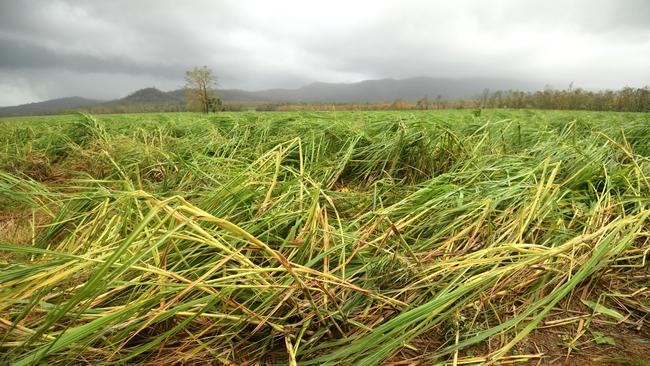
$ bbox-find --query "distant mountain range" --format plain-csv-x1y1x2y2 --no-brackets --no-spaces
0,97,103,117
0,77,539,116
240,77,537,102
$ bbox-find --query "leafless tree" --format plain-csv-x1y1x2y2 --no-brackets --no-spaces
184,66,221,113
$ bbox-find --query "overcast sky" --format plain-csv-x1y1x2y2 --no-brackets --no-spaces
0,0,649,106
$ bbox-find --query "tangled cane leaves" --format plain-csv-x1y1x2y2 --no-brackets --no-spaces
0,110,648,365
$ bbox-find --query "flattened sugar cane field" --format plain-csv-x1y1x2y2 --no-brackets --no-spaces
0,109,649,364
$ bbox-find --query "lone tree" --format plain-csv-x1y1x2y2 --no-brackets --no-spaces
184,66,222,113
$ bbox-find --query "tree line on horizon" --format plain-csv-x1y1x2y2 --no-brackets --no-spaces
257,86,650,112
473,86,650,112
178,66,650,113
74,85,650,114
8,67,648,116
64,64,650,114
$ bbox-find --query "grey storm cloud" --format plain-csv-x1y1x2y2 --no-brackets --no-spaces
0,37,184,77
1,0,649,105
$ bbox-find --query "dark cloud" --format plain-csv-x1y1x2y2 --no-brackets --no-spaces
0,37,183,77
0,0,649,105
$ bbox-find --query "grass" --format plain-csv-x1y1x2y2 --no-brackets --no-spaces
0,109,648,365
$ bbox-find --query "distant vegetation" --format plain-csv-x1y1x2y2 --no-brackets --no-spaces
474,86,650,112
1,110,648,364
1,78,648,117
